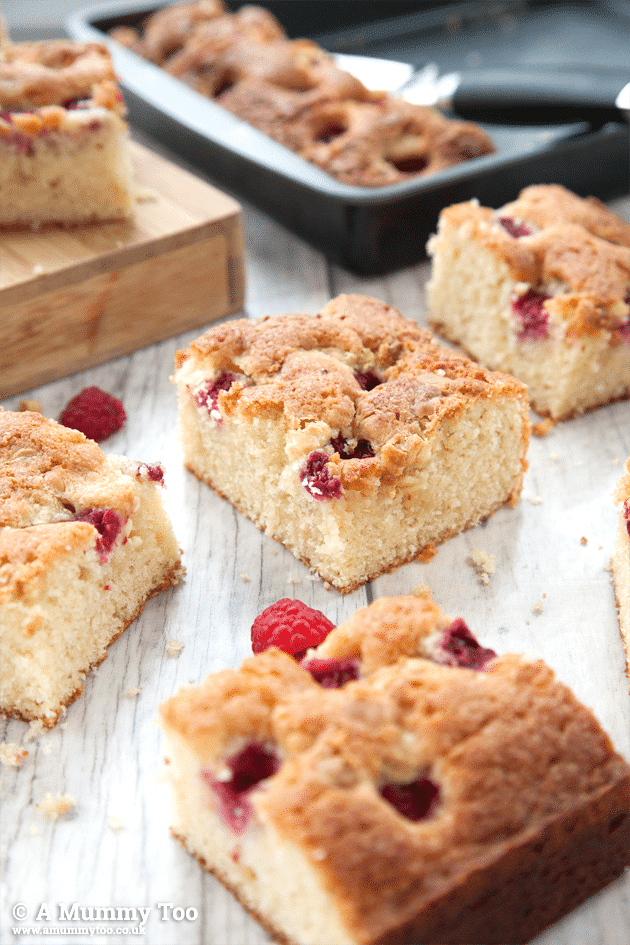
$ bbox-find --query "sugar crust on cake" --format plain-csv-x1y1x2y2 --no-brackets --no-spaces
159,595,630,945
0,39,133,225
426,184,630,420
173,293,529,593
0,409,182,726
108,0,495,188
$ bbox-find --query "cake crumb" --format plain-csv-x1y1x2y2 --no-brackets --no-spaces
526,495,543,505
412,582,433,600
241,573,250,582
532,418,554,437
36,792,76,820
125,687,142,698
468,549,495,584
418,543,437,563
549,452,560,462
18,399,41,413
323,582,331,591
580,536,588,546
0,742,28,768
108,815,125,832
134,186,157,203
166,640,184,657
532,600,544,616
270,549,278,555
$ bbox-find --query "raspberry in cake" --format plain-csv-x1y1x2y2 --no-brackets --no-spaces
159,594,630,945
612,457,630,681
426,184,630,420
0,39,133,225
0,409,182,726
173,293,529,594
108,0,495,188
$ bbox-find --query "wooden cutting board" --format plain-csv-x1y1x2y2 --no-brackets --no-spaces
0,141,245,399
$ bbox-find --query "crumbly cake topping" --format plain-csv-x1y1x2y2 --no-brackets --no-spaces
109,0,495,187
175,294,528,484
436,186,630,337
161,595,628,941
0,40,125,115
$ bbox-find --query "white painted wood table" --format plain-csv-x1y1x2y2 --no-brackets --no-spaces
1,142,629,945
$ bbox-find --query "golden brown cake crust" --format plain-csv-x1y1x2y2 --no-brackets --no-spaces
176,294,529,484
439,187,630,338
161,595,630,945
0,40,124,114
0,409,135,529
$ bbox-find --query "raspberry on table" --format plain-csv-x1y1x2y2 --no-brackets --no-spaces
251,599,335,660
58,386,126,442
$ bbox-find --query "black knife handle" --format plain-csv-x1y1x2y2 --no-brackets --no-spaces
452,69,628,125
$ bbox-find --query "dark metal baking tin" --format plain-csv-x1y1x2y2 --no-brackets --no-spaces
67,1,630,275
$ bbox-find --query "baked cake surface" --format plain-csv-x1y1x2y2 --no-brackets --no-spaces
426,184,630,420
173,293,530,593
613,457,630,682
159,594,630,945
0,39,133,225
109,0,495,188
0,409,181,726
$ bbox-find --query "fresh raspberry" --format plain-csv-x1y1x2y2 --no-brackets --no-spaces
59,387,126,442
251,599,335,660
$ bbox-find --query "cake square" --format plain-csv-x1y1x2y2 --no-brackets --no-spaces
173,293,529,594
612,457,630,681
0,409,182,726
426,184,630,420
159,594,630,945
0,39,133,225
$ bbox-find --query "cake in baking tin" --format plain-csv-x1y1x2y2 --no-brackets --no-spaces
426,184,630,420
0,39,133,225
110,0,495,188
159,594,630,945
172,293,529,593
0,410,181,726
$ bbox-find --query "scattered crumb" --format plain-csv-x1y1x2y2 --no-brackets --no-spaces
323,582,331,591
418,543,437,563
32,263,44,276
241,573,250,582
287,577,302,585
134,186,158,203
548,452,560,462
166,639,184,657
526,495,543,505
18,399,41,412
468,549,495,585
0,742,28,768
532,418,554,437
270,549,278,556
542,593,547,598
108,815,124,832
125,687,142,698
532,600,544,616
412,582,433,600
580,537,588,546
36,792,76,820
23,720,44,744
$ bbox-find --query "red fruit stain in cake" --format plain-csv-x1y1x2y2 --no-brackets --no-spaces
354,370,381,391
203,742,280,834
300,656,360,688
511,288,550,341
193,372,238,421
379,775,440,821
136,462,165,484
58,386,126,442
300,450,342,500
74,508,122,560
624,500,630,539
498,216,533,238
2,131,35,156
251,598,335,659
441,618,496,670
330,434,374,460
